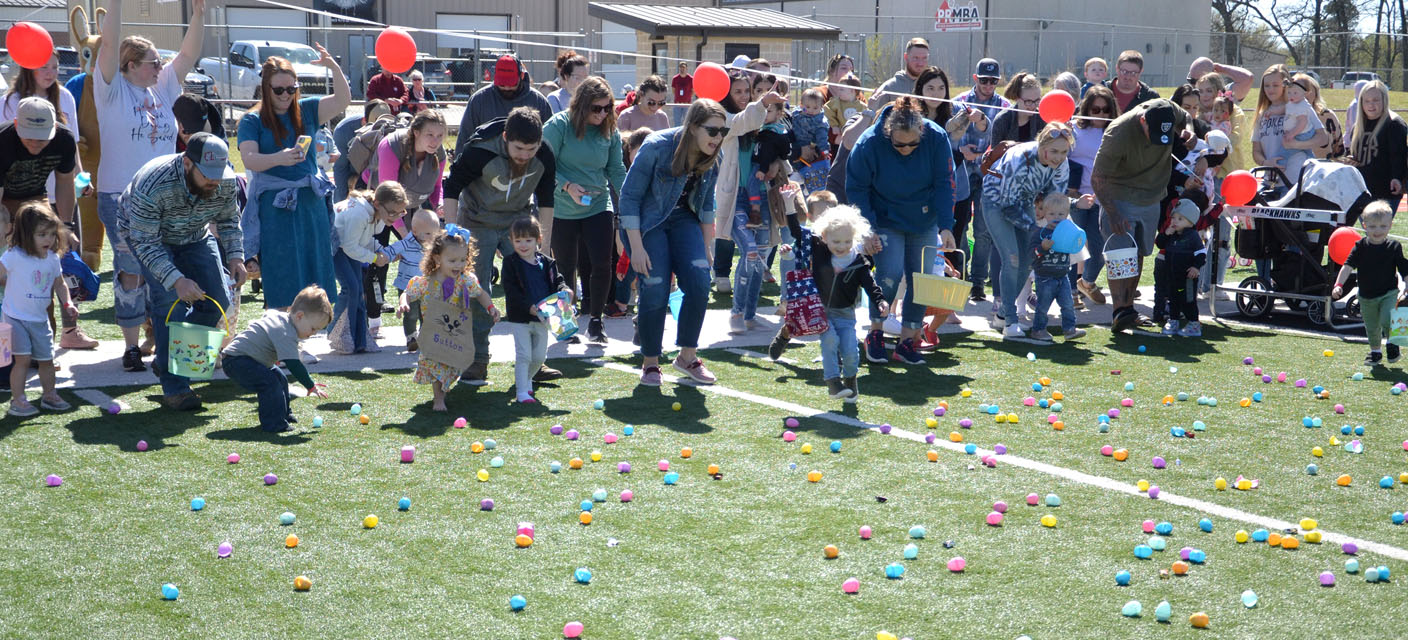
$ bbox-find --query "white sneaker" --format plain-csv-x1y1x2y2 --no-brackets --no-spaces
300,349,320,364
1003,324,1026,339
1179,321,1203,337
882,315,903,336
369,317,382,339
728,314,747,334
989,313,1005,330
714,276,732,294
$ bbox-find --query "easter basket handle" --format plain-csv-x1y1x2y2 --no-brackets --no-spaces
165,294,229,327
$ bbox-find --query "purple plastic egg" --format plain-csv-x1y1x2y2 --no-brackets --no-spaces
1295,378,1307,388
550,424,564,435
1152,456,1166,469
994,501,1009,513
1108,409,1121,418
1262,375,1272,383
44,474,62,487
879,423,892,434
1343,542,1359,555
1243,357,1254,365
1179,547,1193,560
925,433,937,444
565,429,580,441
993,444,1007,455
933,407,946,416
618,462,632,473
1148,486,1161,499
480,498,495,511
264,473,278,485
1320,571,1336,586
136,440,148,451
959,418,973,428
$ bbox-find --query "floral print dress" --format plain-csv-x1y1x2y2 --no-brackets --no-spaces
404,271,484,386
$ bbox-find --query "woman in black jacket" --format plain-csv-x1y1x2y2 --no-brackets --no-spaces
1346,80,1408,204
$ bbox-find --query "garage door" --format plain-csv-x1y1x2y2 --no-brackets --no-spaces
436,14,511,52
226,8,308,45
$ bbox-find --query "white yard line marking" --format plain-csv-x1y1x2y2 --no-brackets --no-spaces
73,388,126,412
594,360,1408,563
726,348,796,365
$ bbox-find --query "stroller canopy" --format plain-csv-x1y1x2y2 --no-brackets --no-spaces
1270,160,1370,212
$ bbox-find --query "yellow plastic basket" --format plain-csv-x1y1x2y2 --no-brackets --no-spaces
912,247,968,312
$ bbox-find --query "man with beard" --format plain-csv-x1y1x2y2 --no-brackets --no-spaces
457,54,553,155
121,132,245,410
876,38,930,97
442,106,556,386
952,58,1011,303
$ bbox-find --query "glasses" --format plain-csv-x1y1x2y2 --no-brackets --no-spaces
270,84,300,96
140,58,163,69
700,125,731,138
977,78,998,85
891,140,921,149
1088,105,1110,114
589,104,612,114
1117,67,1141,77
1021,99,1039,107
643,99,667,107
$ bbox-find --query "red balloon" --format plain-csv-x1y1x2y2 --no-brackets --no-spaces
1328,226,1363,264
1037,91,1075,123
1221,170,1258,207
6,22,54,70
693,62,730,102
375,27,417,75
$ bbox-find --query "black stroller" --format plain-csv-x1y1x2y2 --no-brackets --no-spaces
1210,160,1374,329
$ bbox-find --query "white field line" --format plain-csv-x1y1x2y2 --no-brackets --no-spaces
594,359,1408,563
72,388,126,412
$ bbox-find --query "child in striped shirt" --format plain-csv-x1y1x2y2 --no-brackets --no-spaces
386,208,442,352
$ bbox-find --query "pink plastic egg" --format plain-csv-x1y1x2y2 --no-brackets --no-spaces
227,453,240,464
782,431,797,442
994,501,1009,513
859,526,872,539
1334,404,1345,414
563,621,584,638
1142,520,1156,533
136,440,148,451
1253,367,1262,375
1023,397,1036,406
947,556,967,572
604,433,618,444
986,512,1004,526
1277,372,1288,382
1026,493,1040,506
657,460,669,472
620,490,633,502
842,577,860,593
1101,445,1114,456
1047,415,1058,424
1121,398,1134,407
454,417,467,428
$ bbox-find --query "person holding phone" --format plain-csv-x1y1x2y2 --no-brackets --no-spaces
237,48,351,311
542,76,627,343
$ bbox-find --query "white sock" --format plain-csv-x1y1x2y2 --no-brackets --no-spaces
516,391,535,402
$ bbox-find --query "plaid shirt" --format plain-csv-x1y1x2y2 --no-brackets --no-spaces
121,155,243,290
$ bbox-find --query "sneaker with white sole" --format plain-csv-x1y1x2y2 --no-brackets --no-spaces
826,377,853,399
1163,319,1180,336
989,313,1005,330
864,330,889,363
728,314,747,334
1064,327,1087,340
1003,324,1026,339
639,365,663,386
673,358,717,384
1178,321,1202,337
1029,329,1054,341
892,338,926,365
1389,343,1402,363
300,349,320,364
40,396,72,411
714,276,732,294
8,401,38,417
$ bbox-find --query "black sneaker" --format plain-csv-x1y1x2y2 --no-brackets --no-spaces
892,338,926,365
587,317,607,343
1111,309,1137,334
406,337,418,353
122,346,146,372
1389,344,1401,363
969,286,987,302
768,327,791,360
864,330,889,363
162,391,202,411
1367,351,1384,367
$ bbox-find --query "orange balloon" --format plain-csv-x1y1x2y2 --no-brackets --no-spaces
1328,226,1363,265
5,22,53,70
1220,170,1258,207
1038,91,1076,123
693,62,731,101
375,27,417,74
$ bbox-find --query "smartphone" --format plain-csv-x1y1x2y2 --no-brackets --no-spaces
296,135,313,155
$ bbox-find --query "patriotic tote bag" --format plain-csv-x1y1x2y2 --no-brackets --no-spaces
783,227,831,337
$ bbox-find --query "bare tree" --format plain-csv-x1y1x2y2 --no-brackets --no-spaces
1230,0,1305,64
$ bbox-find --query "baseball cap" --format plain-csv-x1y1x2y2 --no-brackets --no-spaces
493,55,522,89
15,96,55,141
1144,103,1178,145
184,132,235,181
1171,198,1200,226
730,54,752,69
975,58,1000,79
173,94,213,136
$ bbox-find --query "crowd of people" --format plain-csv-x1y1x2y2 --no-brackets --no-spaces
5,1,1407,424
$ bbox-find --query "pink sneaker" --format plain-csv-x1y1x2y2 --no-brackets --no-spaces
639,365,663,387
673,358,716,385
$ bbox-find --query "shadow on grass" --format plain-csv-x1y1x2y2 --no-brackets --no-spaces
600,382,714,435
62,389,239,451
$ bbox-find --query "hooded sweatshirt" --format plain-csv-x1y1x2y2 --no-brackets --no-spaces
876,69,918,99
845,104,956,233
455,80,553,155
443,118,557,230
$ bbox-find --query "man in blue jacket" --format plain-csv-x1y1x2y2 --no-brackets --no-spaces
846,100,956,366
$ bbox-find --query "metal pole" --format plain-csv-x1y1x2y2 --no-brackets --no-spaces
1035,22,1042,79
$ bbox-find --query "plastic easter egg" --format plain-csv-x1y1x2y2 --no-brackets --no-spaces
884,563,906,579
1027,352,1037,361
1045,494,1061,507
1113,449,1129,461
1152,456,1166,469
823,544,839,559
478,498,494,511
1234,530,1249,543
1393,512,1406,525
227,452,241,464
879,424,893,435
994,501,1009,513
550,461,563,473
489,456,505,468
573,567,593,584
398,497,411,511
1313,417,1323,427
578,511,593,525
1190,612,1210,628
1148,486,1161,499
901,543,919,559
1134,544,1153,559
190,497,205,511
616,462,632,474
1393,386,1402,396
1101,445,1114,456
1155,521,1173,536
1051,402,1064,412
1251,529,1269,542
1366,568,1380,582
806,470,823,483
1335,404,1345,414
1236,478,1252,490
285,534,299,548
994,444,1007,455
1040,514,1058,528
1214,477,1228,490
1381,476,1395,488
1024,396,1036,406
829,441,842,453
1277,372,1288,382
1296,378,1307,388
1199,518,1213,533
1138,345,1147,353
1099,424,1110,434
515,534,534,548
1319,571,1336,587
1353,372,1364,381
1115,570,1132,586
1312,447,1324,457
508,594,527,611
1172,560,1189,575
590,451,603,462
1142,520,1156,533
1189,549,1206,563
1346,558,1360,573
1121,600,1143,617
842,577,861,593
1313,385,1325,395
1267,533,1282,546
292,575,312,591
592,399,605,410
1336,474,1352,486
565,430,580,441
279,511,296,525
782,430,797,442
663,472,679,485
1379,565,1392,580
363,514,379,529
909,525,927,539
947,556,966,572
671,402,682,411
549,424,564,435
1306,531,1322,543
961,389,972,398
1253,392,1263,402
1025,493,1040,506
358,414,370,425
622,425,634,436
477,469,490,482
1240,398,1251,407
161,583,179,600
859,525,872,539
964,443,977,454
563,621,584,638
680,447,693,459
1281,536,1300,549
263,473,279,486
958,418,973,428
926,450,939,462
986,511,1004,526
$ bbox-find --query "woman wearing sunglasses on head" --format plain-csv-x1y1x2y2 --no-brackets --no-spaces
846,96,957,366
619,100,731,387
617,75,671,133
543,77,628,343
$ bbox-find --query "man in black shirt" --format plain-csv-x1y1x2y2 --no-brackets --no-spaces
0,97,78,223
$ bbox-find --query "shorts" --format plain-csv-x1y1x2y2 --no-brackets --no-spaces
1100,199,1160,258
4,314,53,361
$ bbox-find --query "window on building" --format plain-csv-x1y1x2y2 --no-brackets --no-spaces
652,43,669,76
724,43,760,64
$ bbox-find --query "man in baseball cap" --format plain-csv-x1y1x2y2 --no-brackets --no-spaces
457,53,552,155
183,131,236,182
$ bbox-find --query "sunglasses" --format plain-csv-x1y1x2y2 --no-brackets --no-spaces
701,125,731,138
1088,106,1110,114
891,140,921,149
270,84,300,96
589,104,612,114
977,78,999,85
643,99,666,107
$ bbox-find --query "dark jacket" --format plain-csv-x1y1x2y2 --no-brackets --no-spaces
990,109,1046,146
1104,80,1161,113
501,251,570,323
1154,227,1207,273
1351,115,1408,201
455,79,553,155
787,214,885,315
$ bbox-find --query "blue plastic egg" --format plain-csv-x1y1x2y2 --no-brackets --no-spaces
1189,549,1206,564
1138,345,1147,353
190,497,205,511
885,562,906,579
1134,544,1153,559
1177,392,1190,401
1155,522,1173,535
903,543,918,559
1378,565,1391,581
550,461,562,473
1393,386,1403,396
1032,383,1044,392
1115,570,1132,585
1125,382,1135,392
1098,415,1110,424
664,472,679,485
398,497,411,511
1252,392,1263,402
1354,426,1365,436
592,489,608,502
1051,402,1063,412
1392,511,1405,525
830,441,842,453
1039,399,1049,409
1171,427,1186,437
1045,494,1062,507
1306,464,1319,475
623,425,634,436
1341,425,1353,435
979,403,990,412
1381,476,1395,489
483,439,497,450
1252,529,1269,542
1313,385,1325,394
1193,420,1206,431
1148,537,1167,551
1345,558,1361,573
1366,568,1381,582
1199,518,1213,533
312,415,324,428
1098,423,1110,433
490,456,505,468
1313,417,1323,427
909,525,927,539
1352,372,1365,381
593,399,605,410
964,443,977,454
350,403,362,416
1207,397,1218,407
161,583,179,600
279,511,295,525
574,567,592,584
987,405,1000,415
509,594,526,611
1303,417,1315,427
580,500,594,512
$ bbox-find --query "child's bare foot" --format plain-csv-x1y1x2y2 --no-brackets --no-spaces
432,401,447,412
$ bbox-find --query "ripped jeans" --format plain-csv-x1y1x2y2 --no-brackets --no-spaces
97,192,148,330
981,196,1036,326
636,208,713,359
870,226,938,329
730,207,772,321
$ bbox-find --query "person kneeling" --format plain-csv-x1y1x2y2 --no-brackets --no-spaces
221,286,331,432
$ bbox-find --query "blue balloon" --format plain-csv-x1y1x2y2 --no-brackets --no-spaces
509,595,526,611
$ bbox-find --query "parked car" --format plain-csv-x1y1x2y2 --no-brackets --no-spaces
199,40,333,101
1338,71,1382,88
160,50,218,99
364,55,460,99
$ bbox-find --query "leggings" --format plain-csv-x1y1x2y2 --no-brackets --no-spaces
550,210,615,319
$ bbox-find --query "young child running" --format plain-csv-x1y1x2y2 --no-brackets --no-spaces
1,203,76,416
221,286,332,432
785,204,888,400
385,208,441,352
501,216,571,403
768,190,839,359
331,181,409,354
1029,193,1087,342
1155,199,1208,337
400,227,500,411
1333,202,1408,366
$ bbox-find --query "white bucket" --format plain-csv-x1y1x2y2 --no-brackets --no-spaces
1103,232,1141,280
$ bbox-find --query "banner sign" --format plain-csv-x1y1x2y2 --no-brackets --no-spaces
934,1,983,32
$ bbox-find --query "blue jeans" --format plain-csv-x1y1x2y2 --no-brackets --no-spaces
140,235,232,396
465,223,518,366
333,248,370,352
1032,275,1077,333
1068,202,1105,287
730,208,770,321
223,354,292,431
819,307,859,379
97,191,148,329
871,226,938,328
968,178,996,290
981,197,1036,325
637,208,712,358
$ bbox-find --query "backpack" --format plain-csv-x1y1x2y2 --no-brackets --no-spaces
346,114,408,176
783,227,830,337
979,140,1018,178
62,251,101,302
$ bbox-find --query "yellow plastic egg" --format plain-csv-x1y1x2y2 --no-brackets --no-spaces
1324,349,1335,357
515,534,533,548
1299,518,1318,531
801,443,813,455
476,469,490,482
1136,479,1150,492
569,457,584,469
995,414,1008,424
1234,530,1249,543
471,441,484,453
707,464,720,475
877,632,897,640
1040,514,1058,528
579,511,593,525
1311,446,1324,457
1399,472,1408,484
960,389,973,398
1236,479,1252,490
807,470,823,482
1214,477,1228,490
680,447,692,459
926,450,939,462
949,431,964,442
1006,413,1019,423
363,514,379,529
671,402,682,411
1305,531,1323,543
285,534,300,548
925,417,938,428
293,575,312,591
1330,436,1341,446
590,450,603,462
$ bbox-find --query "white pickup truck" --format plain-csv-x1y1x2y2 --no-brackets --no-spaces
198,40,333,101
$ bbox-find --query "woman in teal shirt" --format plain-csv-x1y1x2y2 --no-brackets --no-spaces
543,76,627,343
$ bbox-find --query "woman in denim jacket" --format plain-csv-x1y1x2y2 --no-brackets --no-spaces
620,100,730,387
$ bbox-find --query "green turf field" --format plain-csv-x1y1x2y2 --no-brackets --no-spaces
5,319,1408,638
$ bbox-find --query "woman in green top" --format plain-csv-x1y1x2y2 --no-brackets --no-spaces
543,76,627,343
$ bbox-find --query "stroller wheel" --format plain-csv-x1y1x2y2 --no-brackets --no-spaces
1235,276,1272,318
1306,299,1328,326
